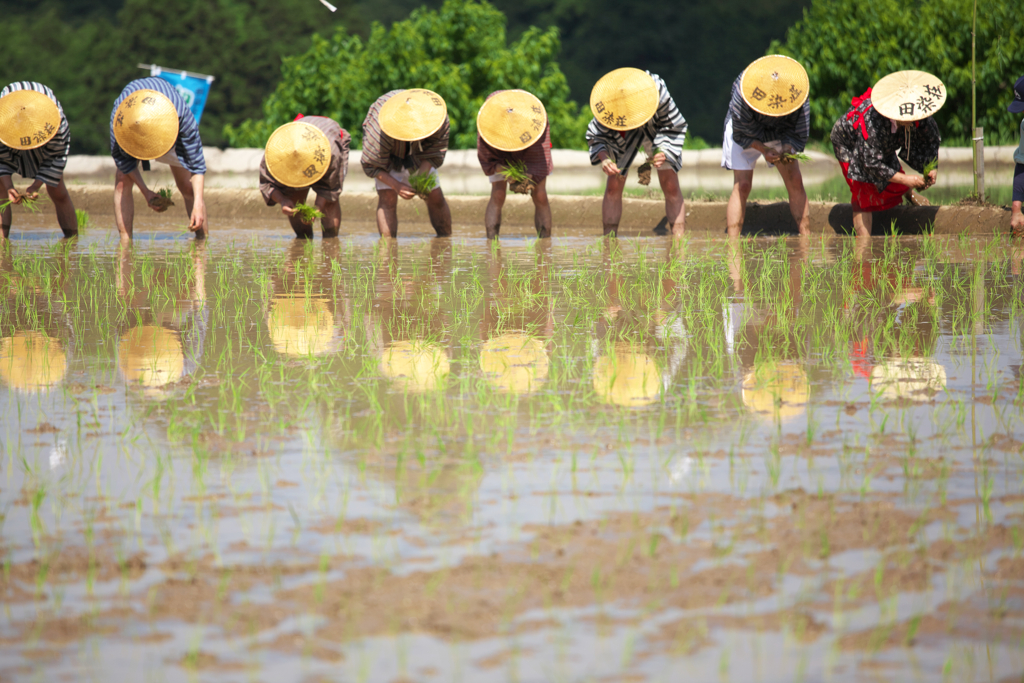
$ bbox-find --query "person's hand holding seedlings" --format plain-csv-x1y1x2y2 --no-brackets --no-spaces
650,149,667,169
600,151,620,177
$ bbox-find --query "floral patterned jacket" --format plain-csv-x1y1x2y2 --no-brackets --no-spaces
831,93,941,192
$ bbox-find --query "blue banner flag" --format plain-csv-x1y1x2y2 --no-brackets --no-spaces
141,65,215,125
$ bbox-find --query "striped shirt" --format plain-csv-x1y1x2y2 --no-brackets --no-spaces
586,72,688,174
361,90,449,178
0,82,70,187
725,72,810,151
260,115,350,204
109,78,206,175
477,91,553,178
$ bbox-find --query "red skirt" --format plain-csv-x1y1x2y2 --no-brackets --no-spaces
840,161,910,212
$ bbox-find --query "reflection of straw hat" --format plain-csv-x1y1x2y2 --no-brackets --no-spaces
741,55,809,116
380,341,450,392
589,68,659,131
871,71,947,122
112,89,179,161
593,345,661,407
379,89,447,141
0,331,66,391
0,90,60,150
742,363,808,421
477,90,548,152
264,122,331,188
479,333,549,394
267,296,336,356
118,326,184,388
870,358,946,401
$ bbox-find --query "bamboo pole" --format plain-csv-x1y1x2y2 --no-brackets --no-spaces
971,0,978,196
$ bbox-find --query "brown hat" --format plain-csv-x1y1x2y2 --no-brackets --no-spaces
477,90,548,152
265,122,331,187
0,89,61,150
871,71,947,122
379,89,448,141
112,89,179,161
589,68,659,131
741,55,809,116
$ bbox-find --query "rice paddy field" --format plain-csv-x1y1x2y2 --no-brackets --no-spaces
1,222,1023,682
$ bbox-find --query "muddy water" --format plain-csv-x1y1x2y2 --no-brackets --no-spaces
1,224,1023,682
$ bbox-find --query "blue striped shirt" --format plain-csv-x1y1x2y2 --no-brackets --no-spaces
109,78,206,175
0,82,70,187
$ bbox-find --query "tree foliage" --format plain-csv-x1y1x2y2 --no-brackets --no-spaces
771,0,1023,144
225,0,591,149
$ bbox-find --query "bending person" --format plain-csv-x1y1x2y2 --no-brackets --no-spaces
110,78,207,239
361,89,451,238
586,68,688,237
831,70,944,237
259,115,350,239
1009,75,1023,238
0,82,77,238
476,90,553,239
722,56,811,237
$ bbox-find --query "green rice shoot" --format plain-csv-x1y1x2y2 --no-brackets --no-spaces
780,152,811,163
293,203,324,225
923,158,938,175
499,160,529,184
0,194,43,213
409,170,438,197
76,209,89,229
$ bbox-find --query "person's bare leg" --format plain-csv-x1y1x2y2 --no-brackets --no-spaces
532,177,552,238
659,168,686,236
778,162,810,235
603,174,626,236
1,203,10,239
321,199,341,238
287,189,313,239
726,170,754,237
113,170,136,240
376,189,399,238
852,209,872,238
425,186,452,237
485,180,506,239
46,179,78,237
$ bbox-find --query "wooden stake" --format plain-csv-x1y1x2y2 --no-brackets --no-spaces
974,126,985,203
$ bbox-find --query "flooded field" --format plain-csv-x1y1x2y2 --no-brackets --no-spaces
1,225,1023,682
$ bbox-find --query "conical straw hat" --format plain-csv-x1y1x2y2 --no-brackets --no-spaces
0,90,61,151
479,333,549,394
112,89,179,161
265,122,331,187
267,296,336,356
741,55,809,116
741,362,808,421
589,68,659,131
118,325,184,388
0,331,67,391
379,89,448,141
870,358,946,401
871,71,947,122
592,345,661,407
477,90,548,152
380,340,450,392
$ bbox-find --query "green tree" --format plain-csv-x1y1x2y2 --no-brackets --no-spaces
771,0,1023,145
224,0,592,149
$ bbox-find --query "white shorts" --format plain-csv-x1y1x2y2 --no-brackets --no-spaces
721,118,780,171
488,173,505,184
153,149,183,168
375,167,439,191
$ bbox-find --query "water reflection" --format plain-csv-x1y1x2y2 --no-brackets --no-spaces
266,241,347,357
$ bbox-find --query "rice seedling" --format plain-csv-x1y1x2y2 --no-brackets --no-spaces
292,203,324,226
778,152,811,164
408,170,438,199
636,146,662,186
75,209,89,230
149,187,174,211
499,160,535,195
0,193,44,213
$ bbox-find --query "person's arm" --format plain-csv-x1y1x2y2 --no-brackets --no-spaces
1,174,18,204
587,119,621,176
902,117,941,190
376,170,415,199
650,76,687,170
188,174,206,233
1011,163,1024,235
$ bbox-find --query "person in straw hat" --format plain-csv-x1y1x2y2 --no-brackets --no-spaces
0,82,78,239
586,68,689,236
109,77,208,240
476,90,554,239
259,114,350,239
831,70,944,237
722,56,811,237
361,89,451,238
1008,75,1024,238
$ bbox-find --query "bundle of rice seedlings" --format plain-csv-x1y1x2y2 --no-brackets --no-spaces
149,187,175,211
778,152,811,165
637,146,662,186
499,160,535,195
408,170,438,200
293,203,324,226
922,158,938,188
0,193,44,213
